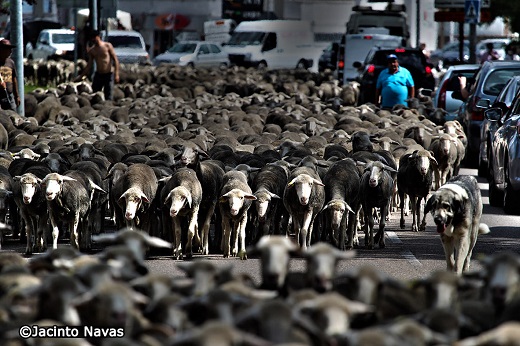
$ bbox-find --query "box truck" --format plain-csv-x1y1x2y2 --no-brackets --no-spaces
225,20,326,71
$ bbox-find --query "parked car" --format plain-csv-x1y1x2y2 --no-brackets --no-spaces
456,60,520,166
101,30,150,65
433,64,480,120
357,47,435,105
476,38,510,61
429,40,469,71
318,41,338,72
25,29,75,60
153,40,229,67
485,90,520,214
479,75,520,178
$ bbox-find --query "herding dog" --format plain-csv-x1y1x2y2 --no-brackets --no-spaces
424,175,490,275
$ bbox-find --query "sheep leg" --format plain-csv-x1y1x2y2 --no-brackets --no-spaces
410,196,418,232
48,210,60,249
292,217,301,247
418,197,427,232
237,215,248,260
300,210,313,249
71,213,80,249
222,217,232,258
434,169,441,190
365,207,375,249
80,217,91,251
21,209,33,255
375,202,389,249
399,192,406,229
172,217,182,260
185,208,200,259
200,205,215,255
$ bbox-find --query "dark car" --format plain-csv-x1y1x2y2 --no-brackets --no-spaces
429,40,469,71
318,42,339,72
357,47,435,105
479,75,520,177
485,90,520,214
456,60,520,166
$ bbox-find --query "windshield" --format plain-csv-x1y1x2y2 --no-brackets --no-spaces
228,31,266,46
168,43,197,53
483,68,520,96
107,36,144,49
53,33,75,44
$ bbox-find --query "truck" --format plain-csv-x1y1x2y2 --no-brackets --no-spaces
203,19,236,44
225,20,326,71
25,29,76,61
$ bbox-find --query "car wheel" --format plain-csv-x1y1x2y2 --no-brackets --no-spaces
219,63,227,69
187,62,195,68
257,61,267,69
503,165,520,215
488,163,504,207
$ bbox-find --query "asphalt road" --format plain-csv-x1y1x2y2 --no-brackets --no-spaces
2,168,518,285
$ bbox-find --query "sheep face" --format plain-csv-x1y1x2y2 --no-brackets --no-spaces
287,174,324,206
324,200,347,230
366,163,385,188
20,177,38,204
220,189,256,216
166,186,192,217
439,136,452,155
254,189,280,220
485,254,520,309
120,187,149,220
41,174,75,201
416,153,432,176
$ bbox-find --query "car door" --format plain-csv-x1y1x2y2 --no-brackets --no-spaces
196,44,212,67
34,31,51,59
208,43,227,66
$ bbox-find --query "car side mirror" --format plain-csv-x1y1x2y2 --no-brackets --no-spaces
419,88,432,97
353,61,362,69
485,108,502,122
476,98,491,109
40,39,49,45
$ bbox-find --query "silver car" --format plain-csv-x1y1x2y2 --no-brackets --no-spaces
153,41,229,68
433,64,480,120
102,30,150,65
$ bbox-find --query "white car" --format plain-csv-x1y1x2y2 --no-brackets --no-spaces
25,29,75,60
101,30,150,65
153,41,229,68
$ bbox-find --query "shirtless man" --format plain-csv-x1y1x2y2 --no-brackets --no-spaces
75,30,120,100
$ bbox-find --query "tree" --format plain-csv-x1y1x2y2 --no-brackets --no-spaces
1,1,38,15
488,0,520,33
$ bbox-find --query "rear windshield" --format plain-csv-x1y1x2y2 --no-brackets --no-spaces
483,68,520,96
107,36,144,49
373,51,425,69
53,33,74,44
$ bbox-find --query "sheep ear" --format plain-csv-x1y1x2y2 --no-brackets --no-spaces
89,181,107,194
13,175,21,182
287,178,297,188
61,176,77,182
141,194,150,204
313,178,324,187
244,193,257,201
267,191,281,199
383,164,397,173
165,190,174,203
344,201,354,214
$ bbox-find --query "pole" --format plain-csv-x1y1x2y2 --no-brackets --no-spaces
416,0,420,48
458,21,464,64
11,0,24,116
469,22,477,64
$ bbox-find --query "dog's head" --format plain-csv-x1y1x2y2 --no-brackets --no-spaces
424,183,467,234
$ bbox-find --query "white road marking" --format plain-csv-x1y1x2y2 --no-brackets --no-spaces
387,231,422,267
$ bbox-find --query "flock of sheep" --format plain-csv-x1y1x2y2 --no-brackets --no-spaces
0,63,517,345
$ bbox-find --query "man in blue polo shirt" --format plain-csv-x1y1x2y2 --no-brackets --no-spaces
375,54,415,109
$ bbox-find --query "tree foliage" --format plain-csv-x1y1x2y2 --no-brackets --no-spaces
1,1,38,15
488,0,520,34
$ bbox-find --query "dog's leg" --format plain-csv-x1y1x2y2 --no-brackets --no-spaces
454,234,471,275
441,234,455,272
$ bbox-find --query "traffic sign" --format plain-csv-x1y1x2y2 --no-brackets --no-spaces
465,0,481,24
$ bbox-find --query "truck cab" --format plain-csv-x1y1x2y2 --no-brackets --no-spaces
25,29,75,61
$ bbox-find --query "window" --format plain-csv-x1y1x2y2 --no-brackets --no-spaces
262,32,276,52
199,44,210,55
483,68,520,96
107,36,144,49
53,34,75,44
209,44,222,54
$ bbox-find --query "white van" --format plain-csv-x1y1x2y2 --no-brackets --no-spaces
25,29,75,60
101,30,150,65
225,20,325,71
337,33,402,85
204,19,236,44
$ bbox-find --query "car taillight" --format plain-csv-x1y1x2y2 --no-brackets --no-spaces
363,35,372,40
338,60,345,69
395,48,406,52
437,79,448,109
425,66,432,75
367,64,375,74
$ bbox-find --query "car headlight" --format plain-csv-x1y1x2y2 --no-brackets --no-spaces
55,50,66,55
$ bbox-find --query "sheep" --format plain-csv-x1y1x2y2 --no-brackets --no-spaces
283,166,325,249
398,149,437,232
161,168,202,259
41,171,104,251
429,133,458,189
12,173,49,255
322,158,359,250
219,170,257,260
359,161,396,249
251,163,288,242
112,163,158,234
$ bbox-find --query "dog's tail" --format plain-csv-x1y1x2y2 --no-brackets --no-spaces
479,223,491,235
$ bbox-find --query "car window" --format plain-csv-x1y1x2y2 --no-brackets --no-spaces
209,44,221,54
168,43,197,53
53,33,75,44
199,44,210,54
483,68,520,96
107,36,144,49
372,51,424,69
